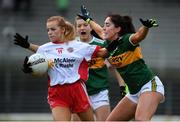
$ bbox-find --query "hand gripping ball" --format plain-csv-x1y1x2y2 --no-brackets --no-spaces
28,53,48,76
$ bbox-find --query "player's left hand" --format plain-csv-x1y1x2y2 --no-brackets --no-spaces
119,86,126,97
139,18,158,28
22,56,32,73
77,5,92,23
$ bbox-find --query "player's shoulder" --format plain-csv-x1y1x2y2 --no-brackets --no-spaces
122,33,133,41
71,39,90,46
39,42,52,48
37,42,52,53
40,42,52,46
91,37,105,44
89,36,106,47
70,40,97,51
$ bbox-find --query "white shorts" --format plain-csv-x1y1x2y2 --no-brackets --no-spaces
89,89,110,110
126,76,165,104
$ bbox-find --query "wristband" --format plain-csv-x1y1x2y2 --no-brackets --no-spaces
86,18,91,23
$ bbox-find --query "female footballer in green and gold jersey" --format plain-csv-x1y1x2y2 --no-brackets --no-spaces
78,5,165,121
72,16,126,121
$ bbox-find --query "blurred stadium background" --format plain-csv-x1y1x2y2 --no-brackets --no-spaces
0,0,180,121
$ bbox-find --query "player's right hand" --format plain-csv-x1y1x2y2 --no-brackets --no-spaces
14,33,30,48
48,59,54,69
77,5,92,23
22,56,32,73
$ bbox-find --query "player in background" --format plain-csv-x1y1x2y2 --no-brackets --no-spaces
71,16,127,121
78,5,165,121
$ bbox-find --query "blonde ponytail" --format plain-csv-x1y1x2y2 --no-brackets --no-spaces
64,21,75,41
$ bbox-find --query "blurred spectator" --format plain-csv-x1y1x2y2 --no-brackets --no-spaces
56,0,69,17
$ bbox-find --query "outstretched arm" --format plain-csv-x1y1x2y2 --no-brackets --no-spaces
14,33,39,52
130,18,158,45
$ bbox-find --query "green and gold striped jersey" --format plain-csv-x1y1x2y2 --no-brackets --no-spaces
107,34,154,94
78,37,109,95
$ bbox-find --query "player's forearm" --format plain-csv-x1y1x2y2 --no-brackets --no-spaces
137,26,149,40
131,26,149,44
28,43,39,53
109,66,126,86
89,20,104,39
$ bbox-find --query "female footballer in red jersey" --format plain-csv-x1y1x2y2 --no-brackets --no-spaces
14,16,127,121
13,16,118,121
